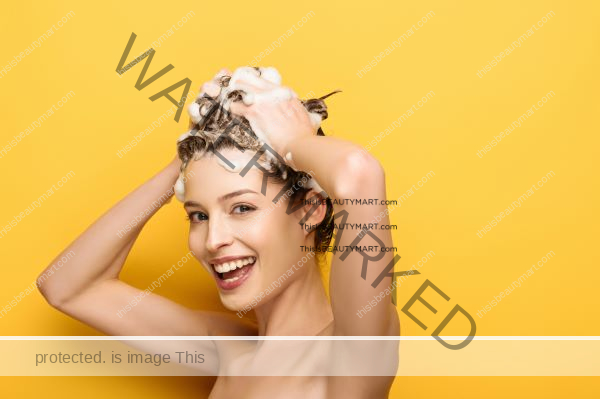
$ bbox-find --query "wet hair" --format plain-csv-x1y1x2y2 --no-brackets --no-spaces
176,77,340,263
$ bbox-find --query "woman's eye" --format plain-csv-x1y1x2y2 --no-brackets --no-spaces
232,204,255,214
187,212,208,223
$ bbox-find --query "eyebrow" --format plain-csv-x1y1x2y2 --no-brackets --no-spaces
183,189,258,208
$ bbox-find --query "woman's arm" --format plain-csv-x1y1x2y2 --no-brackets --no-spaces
39,157,179,305
38,157,224,336
284,135,399,337
228,77,399,337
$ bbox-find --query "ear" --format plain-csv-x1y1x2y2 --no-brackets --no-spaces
298,189,328,236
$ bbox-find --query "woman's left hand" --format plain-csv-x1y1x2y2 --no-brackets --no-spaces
226,71,317,155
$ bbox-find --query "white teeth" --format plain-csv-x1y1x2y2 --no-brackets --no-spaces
212,257,255,274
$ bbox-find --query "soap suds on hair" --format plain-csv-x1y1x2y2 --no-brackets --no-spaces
174,66,341,202
216,156,243,173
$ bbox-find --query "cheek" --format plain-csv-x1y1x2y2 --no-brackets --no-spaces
250,208,304,261
188,230,206,262
255,207,300,239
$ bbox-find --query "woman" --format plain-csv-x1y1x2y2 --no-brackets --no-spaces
38,66,400,398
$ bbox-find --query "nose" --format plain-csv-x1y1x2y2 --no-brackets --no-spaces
205,216,234,253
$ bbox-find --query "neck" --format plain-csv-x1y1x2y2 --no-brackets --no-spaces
253,258,333,336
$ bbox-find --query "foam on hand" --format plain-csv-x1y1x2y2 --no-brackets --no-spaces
174,66,330,202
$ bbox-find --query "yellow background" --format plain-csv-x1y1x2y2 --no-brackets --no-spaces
1,0,598,397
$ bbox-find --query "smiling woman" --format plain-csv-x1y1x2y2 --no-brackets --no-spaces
37,66,400,398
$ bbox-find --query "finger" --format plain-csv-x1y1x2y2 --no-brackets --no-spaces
258,67,282,85
230,67,275,91
213,68,231,79
227,80,265,106
228,80,265,95
232,83,297,105
228,98,253,117
242,91,255,106
200,81,221,97
254,87,297,106
195,69,231,99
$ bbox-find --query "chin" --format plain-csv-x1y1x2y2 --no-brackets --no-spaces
219,293,252,312
217,275,278,314
218,283,266,313
213,262,264,312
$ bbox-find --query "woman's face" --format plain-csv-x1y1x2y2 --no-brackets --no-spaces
183,147,313,311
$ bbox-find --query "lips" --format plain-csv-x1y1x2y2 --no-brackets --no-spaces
209,256,256,290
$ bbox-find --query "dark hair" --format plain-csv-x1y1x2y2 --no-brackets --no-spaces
176,81,340,263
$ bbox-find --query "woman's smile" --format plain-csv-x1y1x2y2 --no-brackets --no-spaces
209,255,257,290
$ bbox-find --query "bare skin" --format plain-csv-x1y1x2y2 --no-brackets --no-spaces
38,68,400,398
